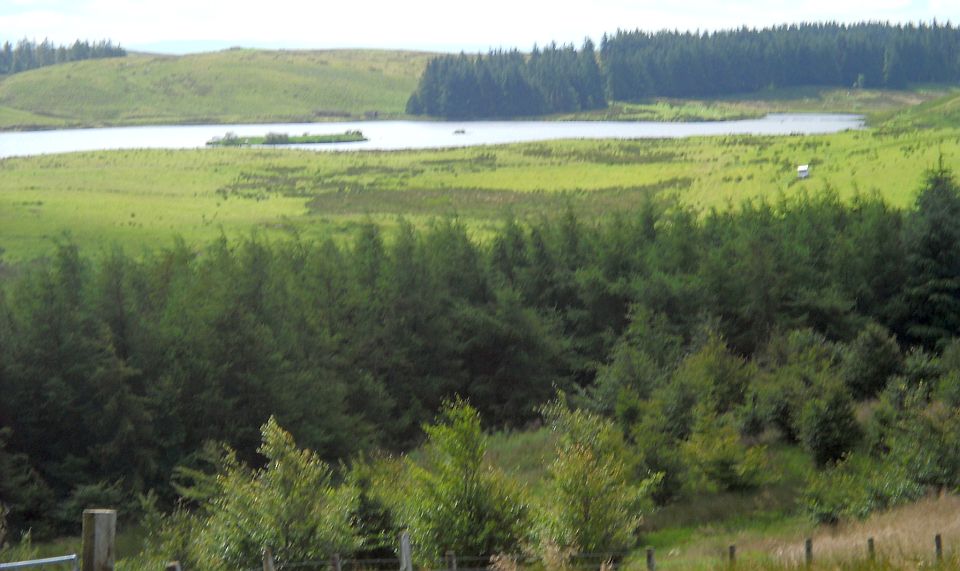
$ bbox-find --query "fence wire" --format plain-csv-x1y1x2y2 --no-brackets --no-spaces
259,551,635,571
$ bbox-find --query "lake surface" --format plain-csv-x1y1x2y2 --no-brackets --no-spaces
0,114,864,159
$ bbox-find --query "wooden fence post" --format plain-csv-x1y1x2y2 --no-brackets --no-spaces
646,547,655,571
399,531,413,571
867,537,875,561
728,544,736,566
445,550,458,571
935,533,943,562
81,509,116,571
263,547,277,571
804,538,813,566
332,553,342,571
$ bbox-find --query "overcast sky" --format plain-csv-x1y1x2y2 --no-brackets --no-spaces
0,0,955,54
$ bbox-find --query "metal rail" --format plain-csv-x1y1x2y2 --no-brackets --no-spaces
0,554,79,570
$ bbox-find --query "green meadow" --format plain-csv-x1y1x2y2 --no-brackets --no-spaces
2,111,958,262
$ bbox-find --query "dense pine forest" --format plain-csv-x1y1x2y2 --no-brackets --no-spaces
3,164,960,559
0,38,125,76
405,42,606,118
408,22,960,117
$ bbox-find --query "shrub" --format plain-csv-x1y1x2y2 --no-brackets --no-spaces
55,480,126,533
540,401,658,554
749,366,809,441
840,322,902,399
749,328,839,441
395,401,530,560
802,453,923,524
670,333,754,415
681,411,770,493
143,417,362,570
885,401,960,488
797,375,860,467
212,418,360,568
263,132,291,144
936,370,960,408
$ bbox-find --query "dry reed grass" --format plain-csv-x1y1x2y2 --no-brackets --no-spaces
674,494,960,570
631,495,960,570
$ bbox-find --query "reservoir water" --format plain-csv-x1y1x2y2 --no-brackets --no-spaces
0,114,864,159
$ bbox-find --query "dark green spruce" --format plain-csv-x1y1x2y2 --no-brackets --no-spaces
2,167,960,539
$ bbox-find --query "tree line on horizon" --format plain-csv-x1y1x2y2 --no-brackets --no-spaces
408,22,960,118
0,38,125,76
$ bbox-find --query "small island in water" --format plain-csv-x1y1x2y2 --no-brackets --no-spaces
207,130,366,147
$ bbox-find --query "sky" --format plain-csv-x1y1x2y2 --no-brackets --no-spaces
0,0,955,54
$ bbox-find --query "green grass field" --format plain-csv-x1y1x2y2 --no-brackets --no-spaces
1,58,957,264
0,49,433,130
2,114,958,262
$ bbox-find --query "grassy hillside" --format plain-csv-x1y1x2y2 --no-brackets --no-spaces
0,49,433,130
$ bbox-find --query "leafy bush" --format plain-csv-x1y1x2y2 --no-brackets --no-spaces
539,401,658,554
263,132,291,144
840,322,902,399
885,402,960,489
629,422,686,505
797,375,860,467
670,333,754,416
55,480,126,533
393,401,530,560
136,418,361,570
203,417,361,568
0,428,53,539
749,329,839,441
681,411,770,493
120,493,201,570
936,370,960,408
347,457,401,558
749,367,810,441
803,453,923,524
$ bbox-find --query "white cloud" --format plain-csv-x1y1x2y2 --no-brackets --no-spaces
0,0,952,52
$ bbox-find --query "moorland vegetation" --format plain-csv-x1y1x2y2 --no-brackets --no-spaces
4,21,960,569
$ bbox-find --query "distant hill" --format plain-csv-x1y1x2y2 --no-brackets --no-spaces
0,48,434,130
